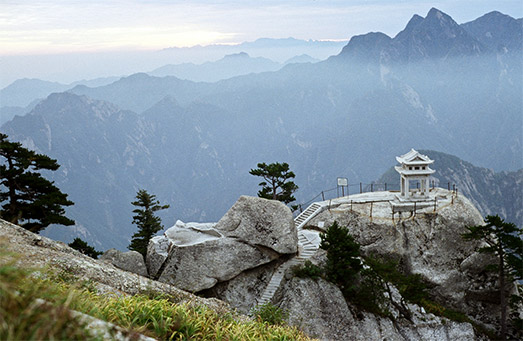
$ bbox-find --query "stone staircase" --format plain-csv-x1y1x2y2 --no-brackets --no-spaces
257,258,302,305
256,202,325,306
294,203,322,230
297,231,318,258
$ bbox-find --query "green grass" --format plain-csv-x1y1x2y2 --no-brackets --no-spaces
251,302,289,326
0,246,312,340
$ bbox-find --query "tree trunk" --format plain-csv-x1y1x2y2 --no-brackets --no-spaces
499,246,506,340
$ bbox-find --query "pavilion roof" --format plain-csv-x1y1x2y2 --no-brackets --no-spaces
396,149,434,165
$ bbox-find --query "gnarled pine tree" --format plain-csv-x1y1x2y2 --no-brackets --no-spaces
0,133,74,233
249,162,298,204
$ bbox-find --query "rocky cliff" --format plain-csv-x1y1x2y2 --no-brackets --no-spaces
144,192,512,340
1,191,516,340
300,189,511,339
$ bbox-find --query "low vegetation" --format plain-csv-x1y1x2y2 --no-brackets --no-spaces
0,246,311,340
250,302,289,326
292,260,322,280
292,221,513,339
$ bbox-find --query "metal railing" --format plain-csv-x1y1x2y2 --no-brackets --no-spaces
294,181,458,213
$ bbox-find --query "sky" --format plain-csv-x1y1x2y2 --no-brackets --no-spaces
1,0,522,56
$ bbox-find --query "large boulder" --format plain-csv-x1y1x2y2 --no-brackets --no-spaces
214,195,297,254
157,238,277,292
146,235,171,279
99,248,148,277
147,196,298,293
146,220,221,278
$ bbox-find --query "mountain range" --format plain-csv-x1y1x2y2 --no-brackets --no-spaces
1,8,521,251
148,52,319,81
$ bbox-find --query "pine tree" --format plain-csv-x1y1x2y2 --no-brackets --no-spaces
68,237,102,259
0,133,74,233
320,221,363,295
249,162,298,204
128,189,169,258
462,215,522,340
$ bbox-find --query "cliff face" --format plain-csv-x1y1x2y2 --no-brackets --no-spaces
303,190,503,337
278,276,478,341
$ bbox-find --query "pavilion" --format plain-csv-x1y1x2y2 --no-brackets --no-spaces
395,149,435,199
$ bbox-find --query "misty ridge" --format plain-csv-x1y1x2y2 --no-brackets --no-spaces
0,8,522,251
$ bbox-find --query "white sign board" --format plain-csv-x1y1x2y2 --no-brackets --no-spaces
337,177,348,186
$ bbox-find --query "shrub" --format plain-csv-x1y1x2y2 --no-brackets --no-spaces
251,302,289,325
293,260,322,279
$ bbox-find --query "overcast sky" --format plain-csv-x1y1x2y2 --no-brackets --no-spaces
1,0,522,56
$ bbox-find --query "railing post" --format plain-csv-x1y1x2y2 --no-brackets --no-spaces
448,182,450,191
385,183,387,191
360,182,362,193
371,183,373,192
321,191,325,201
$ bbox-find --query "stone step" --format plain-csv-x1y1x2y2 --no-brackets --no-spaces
294,203,324,230
257,259,304,306
300,248,315,254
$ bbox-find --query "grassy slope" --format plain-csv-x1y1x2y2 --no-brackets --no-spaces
0,244,311,340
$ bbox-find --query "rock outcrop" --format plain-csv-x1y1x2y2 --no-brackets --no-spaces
303,191,502,332
214,195,297,254
147,196,297,292
279,276,478,341
157,238,278,292
99,248,148,277
146,220,221,278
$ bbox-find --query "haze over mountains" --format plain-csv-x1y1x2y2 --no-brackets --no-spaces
0,38,346,90
1,8,521,250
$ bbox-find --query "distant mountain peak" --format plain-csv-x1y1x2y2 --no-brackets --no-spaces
335,7,495,63
224,52,250,59
426,7,445,20
403,14,424,32
337,32,392,61
461,10,522,52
